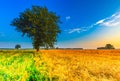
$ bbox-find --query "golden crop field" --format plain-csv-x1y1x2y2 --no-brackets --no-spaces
40,50,120,81
0,50,120,81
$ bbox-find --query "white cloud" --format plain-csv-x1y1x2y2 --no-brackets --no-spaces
95,19,105,25
100,11,120,27
66,16,71,21
68,25,95,34
68,10,120,34
102,21,120,27
68,28,81,33
94,11,120,27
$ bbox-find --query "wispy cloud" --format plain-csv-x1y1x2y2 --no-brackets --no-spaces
95,11,120,27
68,10,120,34
68,28,81,34
66,16,71,21
95,19,106,25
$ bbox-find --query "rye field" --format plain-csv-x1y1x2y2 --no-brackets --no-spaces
0,50,120,81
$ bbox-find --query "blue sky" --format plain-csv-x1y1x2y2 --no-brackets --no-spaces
0,0,120,48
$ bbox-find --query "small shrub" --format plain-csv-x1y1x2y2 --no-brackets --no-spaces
15,44,21,49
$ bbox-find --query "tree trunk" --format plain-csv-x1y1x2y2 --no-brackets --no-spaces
36,48,39,52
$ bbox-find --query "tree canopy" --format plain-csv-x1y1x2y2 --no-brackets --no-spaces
15,44,21,49
97,44,115,49
105,44,115,49
11,6,61,51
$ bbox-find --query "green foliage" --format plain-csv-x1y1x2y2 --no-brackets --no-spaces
97,47,106,49
11,6,61,51
15,44,21,49
97,44,115,49
0,50,51,81
26,60,50,81
105,44,115,49
0,70,13,81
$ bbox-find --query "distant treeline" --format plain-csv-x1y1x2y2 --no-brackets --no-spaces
0,44,115,50
56,48,83,50
97,44,115,49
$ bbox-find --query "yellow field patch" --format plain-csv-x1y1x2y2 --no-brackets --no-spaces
40,50,120,81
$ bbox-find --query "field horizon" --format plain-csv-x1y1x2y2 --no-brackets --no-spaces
0,49,120,81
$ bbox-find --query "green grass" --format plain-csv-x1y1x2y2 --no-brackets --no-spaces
0,50,50,81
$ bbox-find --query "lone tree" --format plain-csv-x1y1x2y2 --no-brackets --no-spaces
11,6,61,51
105,44,115,49
15,44,21,49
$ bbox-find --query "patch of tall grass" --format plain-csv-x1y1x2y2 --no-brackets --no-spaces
0,50,50,81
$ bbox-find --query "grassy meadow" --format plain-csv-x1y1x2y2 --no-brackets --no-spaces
0,50,50,81
0,50,120,81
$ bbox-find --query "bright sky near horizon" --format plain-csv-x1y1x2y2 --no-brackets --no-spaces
0,0,120,49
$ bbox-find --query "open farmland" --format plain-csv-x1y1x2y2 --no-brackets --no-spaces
0,50,120,81
0,50,50,81
40,50,120,81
